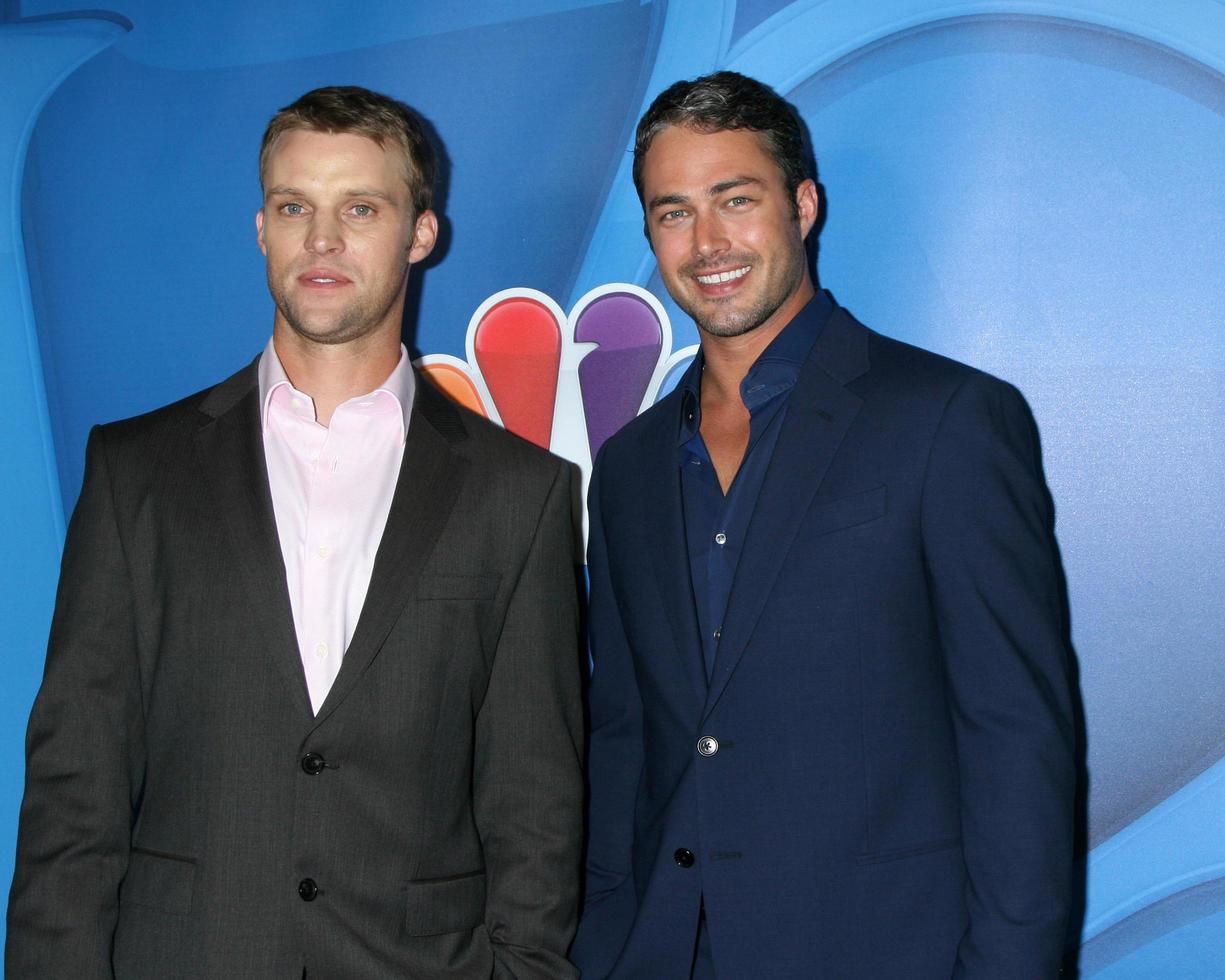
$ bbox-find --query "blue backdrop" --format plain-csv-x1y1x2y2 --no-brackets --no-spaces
2,2,1223,974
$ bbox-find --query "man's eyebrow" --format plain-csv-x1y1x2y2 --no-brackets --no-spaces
708,176,762,196
263,186,398,203
342,187,397,203
647,176,765,212
647,192,689,212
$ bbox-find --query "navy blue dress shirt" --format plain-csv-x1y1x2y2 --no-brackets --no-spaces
678,290,834,681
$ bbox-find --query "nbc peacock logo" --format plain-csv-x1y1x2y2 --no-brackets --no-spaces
416,283,698,505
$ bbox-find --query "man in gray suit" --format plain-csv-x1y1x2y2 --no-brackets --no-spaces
7,86,583,979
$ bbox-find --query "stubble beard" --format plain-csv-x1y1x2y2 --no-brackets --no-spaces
268,270,406,347
676,239,808,340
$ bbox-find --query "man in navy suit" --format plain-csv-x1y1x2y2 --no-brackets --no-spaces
571,71,1074,978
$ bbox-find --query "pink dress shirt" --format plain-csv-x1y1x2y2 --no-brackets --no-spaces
258,340,413,714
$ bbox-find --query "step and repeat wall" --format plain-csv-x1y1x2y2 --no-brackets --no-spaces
2,2,1222,974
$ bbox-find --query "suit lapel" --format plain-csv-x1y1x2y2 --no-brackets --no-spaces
311,377,469,726
637,410,709,705
196,362,314,720
702,308,870,720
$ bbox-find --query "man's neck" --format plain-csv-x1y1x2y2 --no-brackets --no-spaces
699,279,815,404
272,325,402,427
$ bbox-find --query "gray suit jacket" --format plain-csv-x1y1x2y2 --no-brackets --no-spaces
6,361,584,979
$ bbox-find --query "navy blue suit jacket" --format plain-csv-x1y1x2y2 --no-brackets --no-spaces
572,306,1074,979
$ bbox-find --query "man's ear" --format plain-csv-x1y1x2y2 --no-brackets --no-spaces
408,209,438,265
255,209,267,256
795,179,819,239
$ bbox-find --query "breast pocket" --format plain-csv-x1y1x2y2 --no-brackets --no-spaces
808,484,887,537
403,868,486,936
119,847,196,915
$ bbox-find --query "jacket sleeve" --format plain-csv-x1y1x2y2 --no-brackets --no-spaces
568,454,644,978
6,426,145,979
920,374,1076,978
473,460,585,980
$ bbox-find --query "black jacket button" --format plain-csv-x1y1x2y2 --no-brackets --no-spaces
674,848,695,868
298,878,318,901
301,753,326,775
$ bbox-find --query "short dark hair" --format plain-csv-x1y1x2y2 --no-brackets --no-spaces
632,71,811,213
259,85,436,216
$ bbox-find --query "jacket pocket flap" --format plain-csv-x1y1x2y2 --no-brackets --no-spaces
855,836,961,865
810,485,886,537
120,848,195,914
404,869,486,936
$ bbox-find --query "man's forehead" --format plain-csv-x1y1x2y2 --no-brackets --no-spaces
265,127,388,164
262,128,409,195
643,125,778,191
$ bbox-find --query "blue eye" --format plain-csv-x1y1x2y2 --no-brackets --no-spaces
281,202,304,216
351,204,374,217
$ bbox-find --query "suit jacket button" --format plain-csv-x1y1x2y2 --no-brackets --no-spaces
696,736,719,757
298,878,318,901
301,753,326,775
674,848,695,868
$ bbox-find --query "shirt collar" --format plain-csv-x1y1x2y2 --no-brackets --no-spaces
257,338,415,443
676,289,834,445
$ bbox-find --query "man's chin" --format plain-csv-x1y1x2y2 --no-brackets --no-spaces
281,315,366,347
673,290,757,339
693,307,766,339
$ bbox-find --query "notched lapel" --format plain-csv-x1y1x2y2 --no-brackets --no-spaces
638,433,709,705
312,380,470,726
195,365,313,720
703,309,869,719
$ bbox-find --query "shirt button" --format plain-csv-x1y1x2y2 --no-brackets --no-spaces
714,532,727,545
298,878,318,901
301,752,326,775
713,627,722,640
674,848,695,868
697,736,719,757
316,546,331,559
314,643,329,659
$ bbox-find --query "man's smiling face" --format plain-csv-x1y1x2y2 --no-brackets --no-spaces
256,128,436,350
641,124,817,341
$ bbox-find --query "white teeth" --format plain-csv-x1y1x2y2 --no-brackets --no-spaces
311,278,337,283
696,266,750,285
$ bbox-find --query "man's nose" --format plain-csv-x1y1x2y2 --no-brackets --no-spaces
692,211,730,258
306,213,344,254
